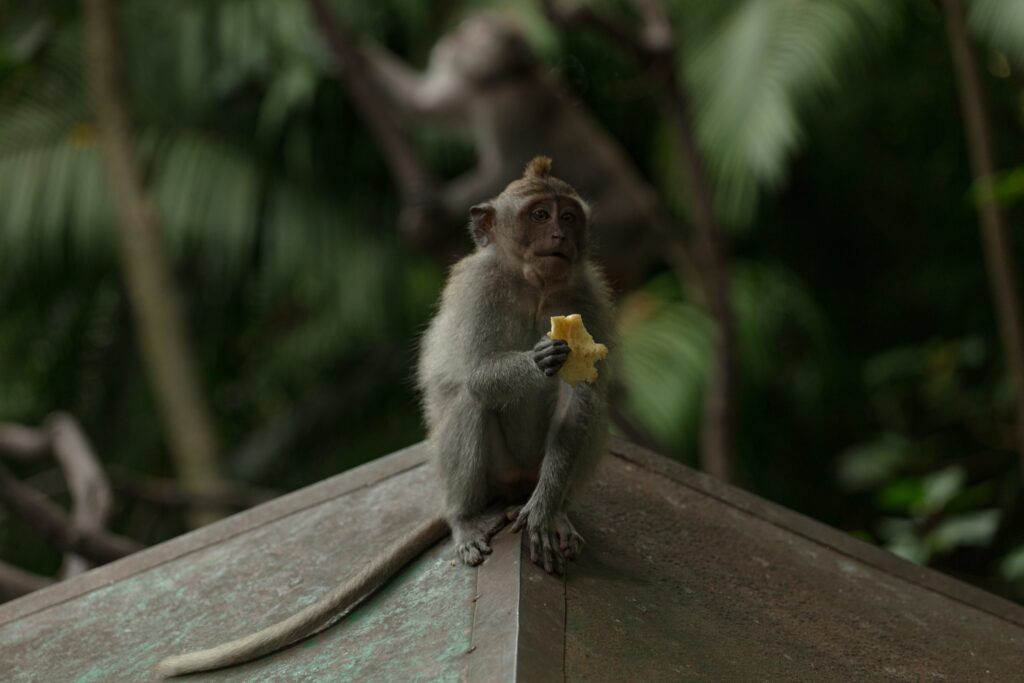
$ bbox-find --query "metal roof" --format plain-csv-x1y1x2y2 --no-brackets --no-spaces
1,439,1023,681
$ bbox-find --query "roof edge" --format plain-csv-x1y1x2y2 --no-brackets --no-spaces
608,437,1024,629
0,443,429,625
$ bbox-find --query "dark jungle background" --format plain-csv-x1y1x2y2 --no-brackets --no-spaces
2,0,1024,605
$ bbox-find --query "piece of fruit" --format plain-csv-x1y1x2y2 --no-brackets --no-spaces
549,314,608,386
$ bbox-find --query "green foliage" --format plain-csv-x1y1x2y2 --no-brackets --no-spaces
1,0,1024,602
679,0,900,227
980,166,1024,208
618,261,828,458
968,0,1024,62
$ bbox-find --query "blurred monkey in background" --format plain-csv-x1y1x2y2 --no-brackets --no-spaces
362,13,691,292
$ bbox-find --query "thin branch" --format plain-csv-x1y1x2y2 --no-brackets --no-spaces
108,467,278,511
544,0,737,481
82,0,224,528
0,423,51,459
0,414,115,575
0,560,54,603
941,0,1024,484
15,463,276,513
306,0,455,257
0,462,142,564
46,413,113,576
307,0,430,201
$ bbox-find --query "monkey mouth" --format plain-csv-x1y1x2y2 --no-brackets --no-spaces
536,250,571,262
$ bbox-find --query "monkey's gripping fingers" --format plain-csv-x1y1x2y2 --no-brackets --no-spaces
532,337,570,377
509,502,565,575
553,511,584,560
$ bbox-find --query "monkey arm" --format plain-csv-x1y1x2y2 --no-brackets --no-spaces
537,382,607,508
466,351,547,404
510,380,607,573
361,42,469,123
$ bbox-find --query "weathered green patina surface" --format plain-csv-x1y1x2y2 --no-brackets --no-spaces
0,448,475,682
2,439,1023,681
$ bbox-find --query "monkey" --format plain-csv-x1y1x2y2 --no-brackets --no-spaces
361,12,694,293
155,156,614,677
418,154,615,572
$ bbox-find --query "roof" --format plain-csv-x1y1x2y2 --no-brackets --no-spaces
1,438,1023,681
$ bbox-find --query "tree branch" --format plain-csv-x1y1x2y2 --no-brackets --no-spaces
941,0,1024,484
46,413,113,576
306,0,457,258
0,414,116,576
544,0,736,481
108,467,277,511
0,560,54,603
0,423,51,459
0,462,141,564
82,0,223,527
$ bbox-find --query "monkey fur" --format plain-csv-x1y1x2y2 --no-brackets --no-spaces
419,154,615,573
155,157,614,676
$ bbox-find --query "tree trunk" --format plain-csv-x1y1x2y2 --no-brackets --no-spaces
941,0,1024,483
663,77,736,483
82,0,222,525
542,0,739,481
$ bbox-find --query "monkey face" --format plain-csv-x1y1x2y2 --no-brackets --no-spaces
469,156,590,291
513,195,585,288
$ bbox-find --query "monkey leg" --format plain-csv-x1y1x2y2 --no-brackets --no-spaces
510,385,604,574
430,396,507,566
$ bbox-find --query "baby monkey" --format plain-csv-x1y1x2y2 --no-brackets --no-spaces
156,157,613,677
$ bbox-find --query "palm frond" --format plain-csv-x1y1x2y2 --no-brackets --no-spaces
681,0,899,228
968,0,1024,62
618,261,828,452
618,284,712,451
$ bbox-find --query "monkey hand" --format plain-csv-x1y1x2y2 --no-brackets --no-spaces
509,503,583,574
532,336,570,377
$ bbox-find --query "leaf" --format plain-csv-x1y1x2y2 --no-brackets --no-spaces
999,545,1024,583
837,433,912,491
877,478,924,514
618,284,713,451
878,517,929,564
968,0,1024,62
682,0,899,227
971,167,1024,208
917,466,966,516
927,509,1000,552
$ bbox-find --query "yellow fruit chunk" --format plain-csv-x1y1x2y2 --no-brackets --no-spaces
549,314,608,386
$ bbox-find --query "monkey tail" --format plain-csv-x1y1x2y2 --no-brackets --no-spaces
156,516,449,678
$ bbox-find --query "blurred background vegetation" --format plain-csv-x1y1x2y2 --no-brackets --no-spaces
2,0,1024,604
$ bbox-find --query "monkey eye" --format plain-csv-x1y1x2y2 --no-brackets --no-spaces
530,208,550,222
560,212,576,223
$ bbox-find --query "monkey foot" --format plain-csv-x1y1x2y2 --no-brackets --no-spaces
456,537,492,566
553,511,584,560
452,510,509,566
509,506,584,574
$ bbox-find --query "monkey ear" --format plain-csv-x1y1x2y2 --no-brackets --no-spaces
469,204,495,247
